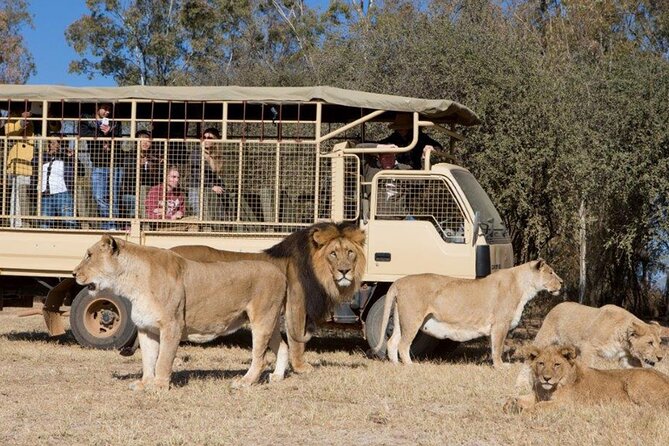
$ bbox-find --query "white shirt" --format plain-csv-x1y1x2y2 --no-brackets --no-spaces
41,159,68,195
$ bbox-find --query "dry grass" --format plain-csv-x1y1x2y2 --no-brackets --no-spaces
2,302,669,446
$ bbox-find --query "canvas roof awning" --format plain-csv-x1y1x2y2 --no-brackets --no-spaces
0,85,480,127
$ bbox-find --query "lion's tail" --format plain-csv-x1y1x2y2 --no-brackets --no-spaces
372,284,398,354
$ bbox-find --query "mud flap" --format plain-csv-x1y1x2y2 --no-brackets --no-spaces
41,278,79,336
42,308,66,336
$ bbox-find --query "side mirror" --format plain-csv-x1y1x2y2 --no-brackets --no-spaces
472,210,480,246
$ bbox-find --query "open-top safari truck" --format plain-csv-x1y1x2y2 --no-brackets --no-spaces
0,85,513,355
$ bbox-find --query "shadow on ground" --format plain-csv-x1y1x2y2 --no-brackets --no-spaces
1,329,79,346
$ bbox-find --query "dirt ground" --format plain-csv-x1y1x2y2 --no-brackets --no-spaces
2,298,669,446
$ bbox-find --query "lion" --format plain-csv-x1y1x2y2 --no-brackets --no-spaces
171,221,366,373
532,302,668,368
372,259,563,367
504,344,669,413
73,235,289,390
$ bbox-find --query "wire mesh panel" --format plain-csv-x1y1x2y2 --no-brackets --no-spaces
374,175,466,243
317,155,360,222
343,155,360,220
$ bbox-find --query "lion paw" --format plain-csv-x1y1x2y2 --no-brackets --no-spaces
231,378,253,389
269,372,285,383
153,378,170,391
129,380,146,391
291,362,313,374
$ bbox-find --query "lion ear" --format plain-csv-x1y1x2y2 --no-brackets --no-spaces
343,227,366,246
534,258,545,270
519,344,540,361
628,321,646,338
311,226,338,247
101,234,120,256
651,322,669,343
559,345,579,363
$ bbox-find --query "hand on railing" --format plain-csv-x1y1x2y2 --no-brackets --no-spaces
422,145,435,170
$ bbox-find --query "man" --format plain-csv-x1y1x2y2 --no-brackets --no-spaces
122,129,162,218
79,103,123,230
379,113,443,169
188,127,227,220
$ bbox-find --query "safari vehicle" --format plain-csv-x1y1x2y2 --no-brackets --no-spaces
0,85,513,355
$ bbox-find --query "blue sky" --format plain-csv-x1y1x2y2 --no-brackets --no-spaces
23,0,329,87
24,1,115,86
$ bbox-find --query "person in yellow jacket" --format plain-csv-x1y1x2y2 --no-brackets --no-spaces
4,103,40,228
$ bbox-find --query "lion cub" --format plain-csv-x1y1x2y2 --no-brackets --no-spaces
505,344,669,413
73,235,289,390
372,259,562,367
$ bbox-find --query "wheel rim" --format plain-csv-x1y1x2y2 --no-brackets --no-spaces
82,297,123,338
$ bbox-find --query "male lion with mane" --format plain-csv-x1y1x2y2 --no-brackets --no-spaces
73,235,289,390
373,259,562,367
171,221,366,373
504,344,669,413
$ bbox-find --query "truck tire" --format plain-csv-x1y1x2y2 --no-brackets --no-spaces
69,288,137,350
364,295,439,359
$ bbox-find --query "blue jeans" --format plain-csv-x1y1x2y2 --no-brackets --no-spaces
92,167,123,230
41,192,78,229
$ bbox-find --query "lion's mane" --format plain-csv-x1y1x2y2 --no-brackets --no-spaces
264,221,366,327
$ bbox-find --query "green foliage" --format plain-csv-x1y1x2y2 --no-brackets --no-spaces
0,0,34,83
65,0,192,85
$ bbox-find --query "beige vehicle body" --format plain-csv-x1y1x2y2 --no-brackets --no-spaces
0,85,513,350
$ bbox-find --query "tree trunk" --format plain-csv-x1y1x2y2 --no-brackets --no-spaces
579,199,587,304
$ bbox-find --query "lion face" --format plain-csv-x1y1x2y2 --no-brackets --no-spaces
73,235,120,295
310,224,366,301
525,344,578,392
533,259,563,295
627,322,665,367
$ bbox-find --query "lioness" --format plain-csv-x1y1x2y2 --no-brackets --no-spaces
73,235,289,390
373,259,562,366
504,344,669,413
171,221,366,373
533,302,667,368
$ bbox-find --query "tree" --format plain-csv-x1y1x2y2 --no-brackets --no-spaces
0,0,35,83
66,0,190,85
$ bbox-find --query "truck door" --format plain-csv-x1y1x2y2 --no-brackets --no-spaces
365,173,476,279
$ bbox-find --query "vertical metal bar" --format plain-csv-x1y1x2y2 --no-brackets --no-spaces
108,102,117,222
278,104,283,142
274,141,280,223
222,102,228,140
134,101,141,219
313,102,321,222
236,140,243,222
261,103,265,142
72,138,79,220
184,100,188,140
296,103,301,143
242,101,247,143
198,101,205,220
